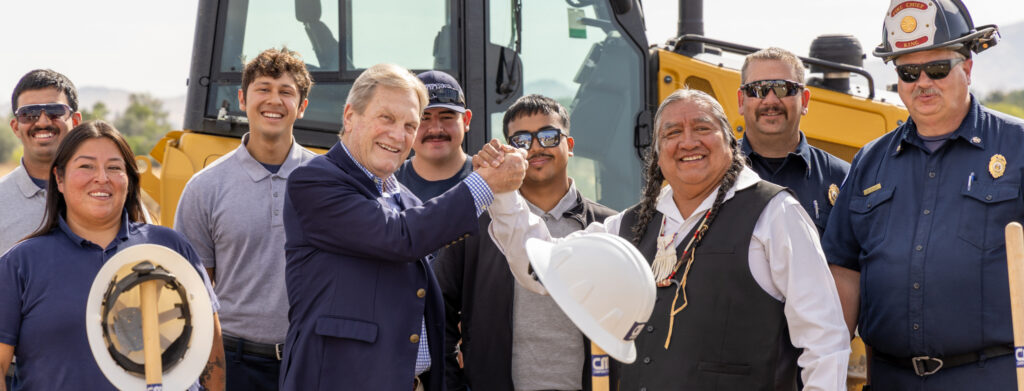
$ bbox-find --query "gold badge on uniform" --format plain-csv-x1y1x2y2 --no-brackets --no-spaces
990,154,1007,179
828,184,840,206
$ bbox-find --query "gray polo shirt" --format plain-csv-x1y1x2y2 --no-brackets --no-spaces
174,134,315,344
0,163,46,254
511,180,586,391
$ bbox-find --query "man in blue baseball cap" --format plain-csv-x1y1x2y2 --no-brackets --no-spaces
395,70,474,202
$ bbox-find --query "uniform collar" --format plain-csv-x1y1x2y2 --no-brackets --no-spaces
57,209,133,249
235,133,308,182
740,132,813,177
894,94,985,156
13,161,46,199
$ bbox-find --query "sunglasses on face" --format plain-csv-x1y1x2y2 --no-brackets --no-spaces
895,58,965,83
428,86,465,106
740,79,804,99
507,127,568,149
14,103,73,124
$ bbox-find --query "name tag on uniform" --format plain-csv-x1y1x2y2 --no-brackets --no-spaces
863,183,882,196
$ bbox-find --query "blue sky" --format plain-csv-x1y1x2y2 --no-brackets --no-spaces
2,0,1021,105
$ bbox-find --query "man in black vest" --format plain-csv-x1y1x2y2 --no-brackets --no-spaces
483,88,850,390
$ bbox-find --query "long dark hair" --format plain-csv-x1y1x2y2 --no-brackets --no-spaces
25,120,144,240
631,88,746,245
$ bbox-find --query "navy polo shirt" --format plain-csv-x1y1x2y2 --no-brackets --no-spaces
0,212,218,390
741,132,850,235
823,96,1024,385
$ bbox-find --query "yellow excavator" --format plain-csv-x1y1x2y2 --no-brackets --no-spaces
138,1,907,388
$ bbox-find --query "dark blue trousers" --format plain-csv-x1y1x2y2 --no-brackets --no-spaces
225,340,281,391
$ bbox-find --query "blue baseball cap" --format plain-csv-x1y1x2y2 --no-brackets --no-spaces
417,70,466,113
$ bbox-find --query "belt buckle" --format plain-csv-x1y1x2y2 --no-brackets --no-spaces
911,356,943,376
275,344,283,361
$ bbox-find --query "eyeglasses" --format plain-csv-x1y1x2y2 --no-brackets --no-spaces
895,58,965,83
427,86,465,106
14,103,73,124
740,79,804,99
507,127,568,149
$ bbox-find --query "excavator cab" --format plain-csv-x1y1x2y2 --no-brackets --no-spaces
140,0,651,222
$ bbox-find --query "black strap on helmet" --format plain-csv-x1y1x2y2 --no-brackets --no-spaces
100,261,193,374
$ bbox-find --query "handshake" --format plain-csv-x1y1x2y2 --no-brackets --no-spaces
473,139,528,194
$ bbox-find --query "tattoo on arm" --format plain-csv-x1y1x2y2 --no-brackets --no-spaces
199,354,224,388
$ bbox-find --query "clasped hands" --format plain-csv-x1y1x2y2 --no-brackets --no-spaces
473,139,528,194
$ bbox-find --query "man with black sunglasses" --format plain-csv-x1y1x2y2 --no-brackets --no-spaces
433,94,615,391
824,1,1019,389
737,47,850,236
1,69,81,254
0,69,81,390
396,71,475,202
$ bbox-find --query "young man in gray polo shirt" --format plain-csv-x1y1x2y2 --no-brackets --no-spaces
0,68,81,391
434,95,616,391
174,47,315,391
1,69,81,254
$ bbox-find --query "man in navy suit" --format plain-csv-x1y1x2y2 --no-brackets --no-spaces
280,63,527,391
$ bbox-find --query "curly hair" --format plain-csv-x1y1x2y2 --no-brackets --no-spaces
241,47,314,102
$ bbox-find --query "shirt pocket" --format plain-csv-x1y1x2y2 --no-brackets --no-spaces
958,181,1021,249
848,186,896,251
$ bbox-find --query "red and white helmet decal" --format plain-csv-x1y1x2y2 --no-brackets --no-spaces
885,1,939,52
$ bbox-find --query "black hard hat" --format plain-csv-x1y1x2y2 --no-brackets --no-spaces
872,0,1000,63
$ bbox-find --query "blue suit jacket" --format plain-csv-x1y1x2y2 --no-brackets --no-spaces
280,141,479,391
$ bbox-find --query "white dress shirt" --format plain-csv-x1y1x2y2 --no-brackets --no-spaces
487,166,850,391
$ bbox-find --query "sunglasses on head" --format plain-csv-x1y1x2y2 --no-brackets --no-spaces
14,103,73,124
428,86,465,106
740,79,804,99
895,58,965,83
507,127,568,149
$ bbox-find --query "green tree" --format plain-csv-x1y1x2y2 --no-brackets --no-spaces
983,90,1024,117
81,101,110,122
0,113,20,165
113,93,171,155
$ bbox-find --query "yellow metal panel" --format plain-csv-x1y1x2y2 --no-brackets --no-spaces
139,131,329,226
654,49,909,162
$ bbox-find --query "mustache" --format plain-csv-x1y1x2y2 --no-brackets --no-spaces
528,152,554,161
28,126,60,137
420,133,451,142
755,104,788,120
913,87,941,98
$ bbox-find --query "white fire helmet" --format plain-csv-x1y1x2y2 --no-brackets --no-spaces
525,233,655,364
873,0,999,63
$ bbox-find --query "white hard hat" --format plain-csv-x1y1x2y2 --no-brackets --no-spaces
525,233,655,364
85,244,215,390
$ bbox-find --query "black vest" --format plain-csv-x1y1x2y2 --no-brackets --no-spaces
614,181,799,391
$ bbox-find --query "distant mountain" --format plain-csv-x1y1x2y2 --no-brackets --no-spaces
861,20,1024,98
968,21,1024,97
78,87,187,129
0,87,186,129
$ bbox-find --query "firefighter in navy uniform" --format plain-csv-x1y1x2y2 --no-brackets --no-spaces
823,1,1021,389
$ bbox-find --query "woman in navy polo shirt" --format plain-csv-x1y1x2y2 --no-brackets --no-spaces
0,121,225,390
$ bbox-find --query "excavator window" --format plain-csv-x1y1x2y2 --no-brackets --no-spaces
201,0,459,147
486,0,645,210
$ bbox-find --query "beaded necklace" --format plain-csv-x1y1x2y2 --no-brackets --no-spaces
652,210,712,349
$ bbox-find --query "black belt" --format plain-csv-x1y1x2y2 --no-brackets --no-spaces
223,335,284,360
873,345,1013,376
